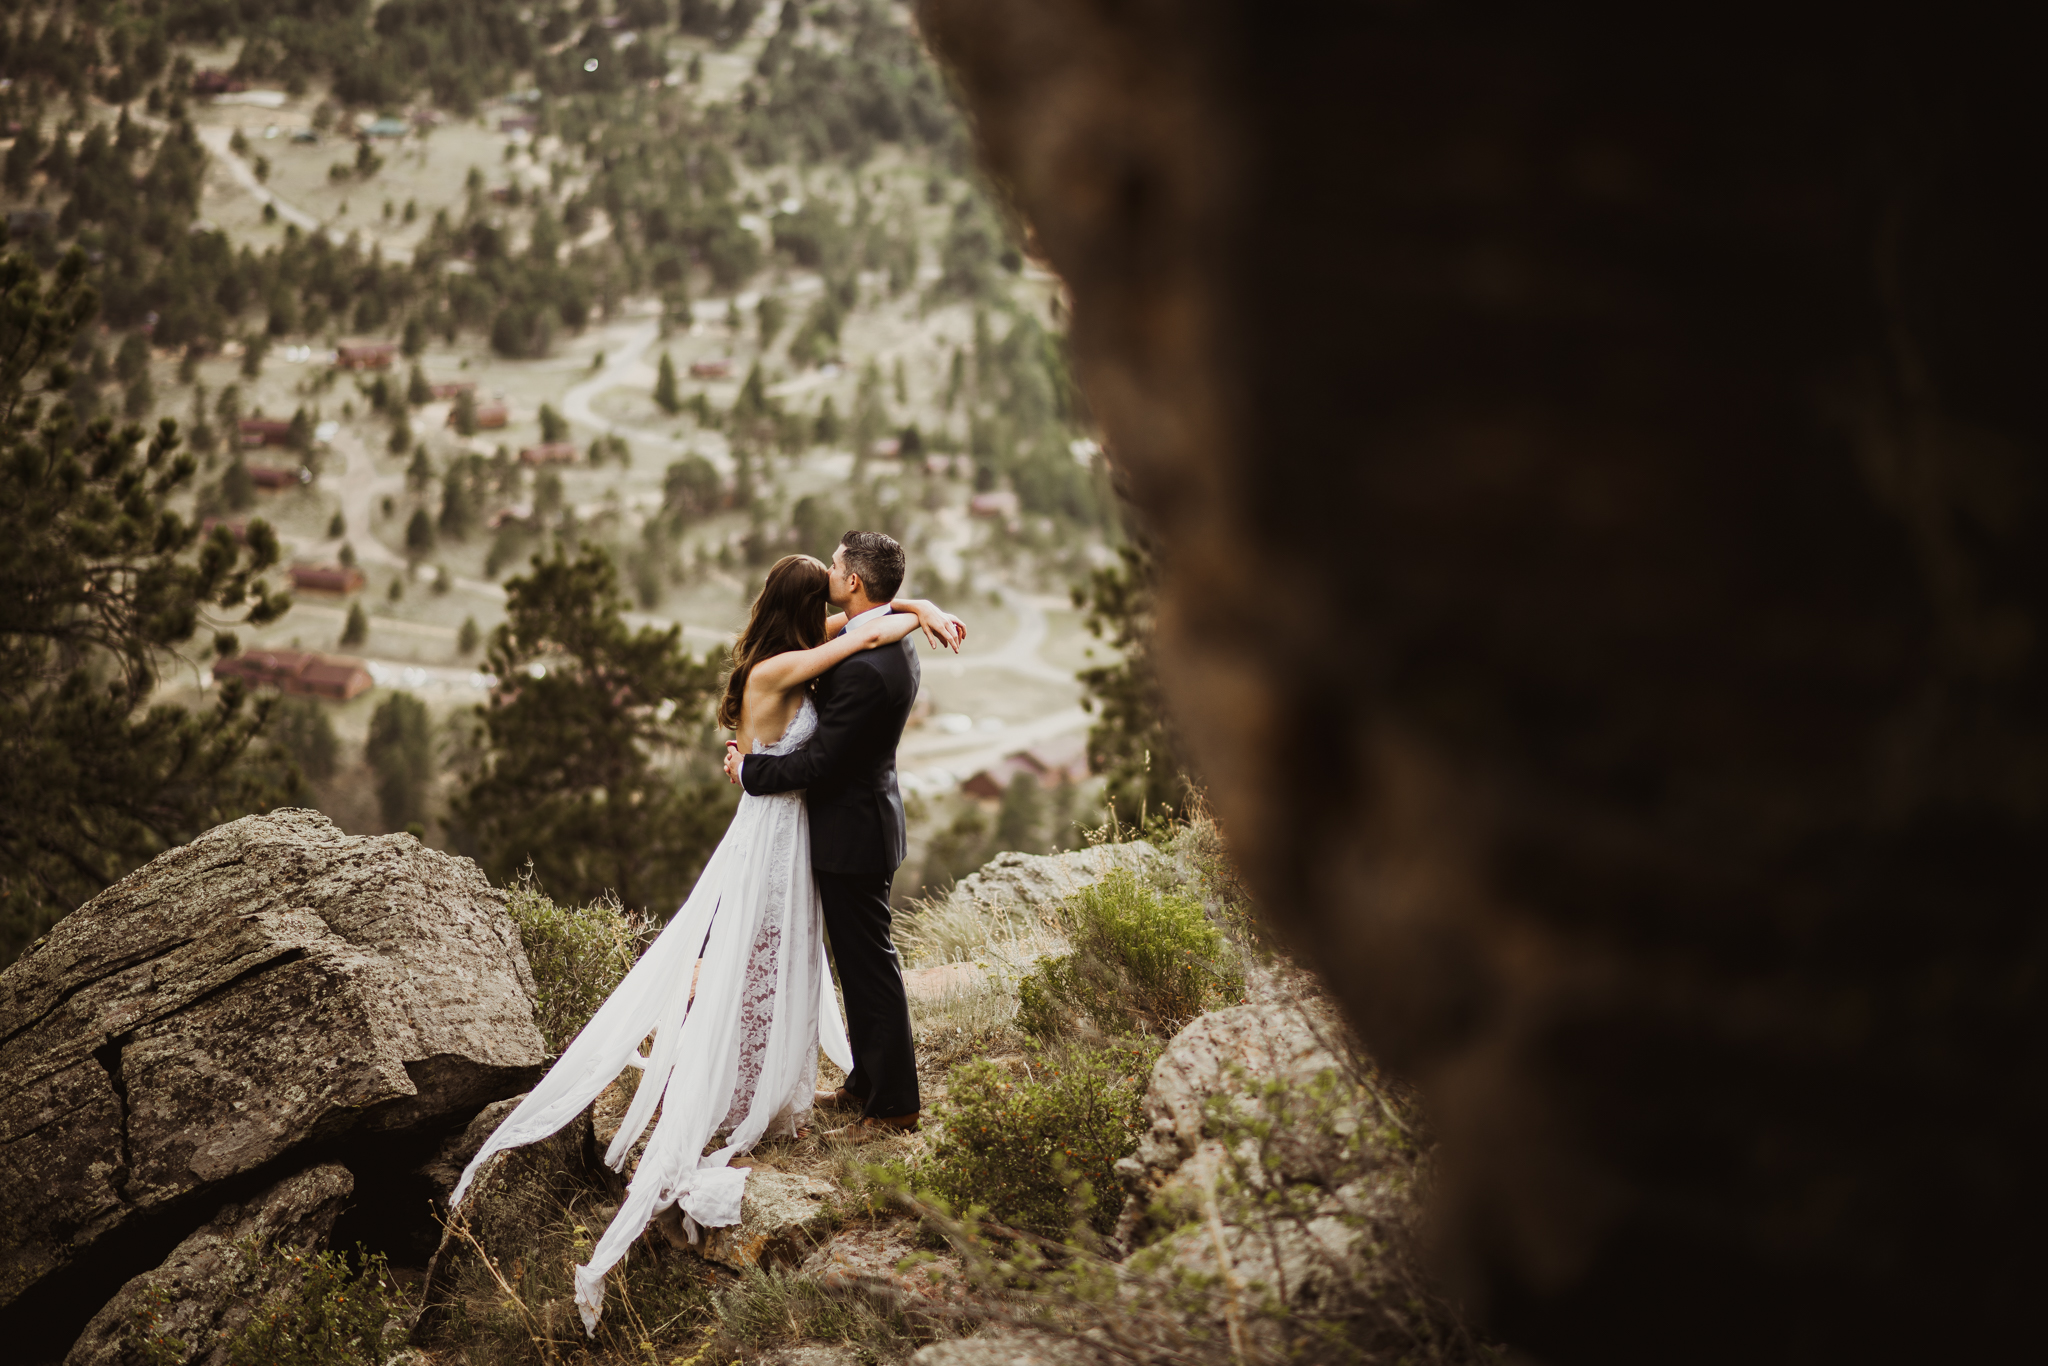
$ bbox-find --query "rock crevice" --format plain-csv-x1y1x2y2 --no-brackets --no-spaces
0,809,546,1357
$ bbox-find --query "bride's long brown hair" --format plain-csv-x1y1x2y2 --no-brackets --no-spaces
718,554,830,730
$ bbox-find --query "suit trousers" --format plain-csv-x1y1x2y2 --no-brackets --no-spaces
815,868,921,1119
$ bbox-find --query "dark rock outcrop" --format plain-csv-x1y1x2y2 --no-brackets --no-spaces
0,809,545,1340
63,1163,356,1366
919,2,2048,1358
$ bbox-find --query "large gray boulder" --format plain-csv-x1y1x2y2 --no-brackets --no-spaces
1117,1001,1354,1227
0,810,545,1312
903,843,1162,970
1116,1004,1432,1334
944,844,1160,926
910,1335,1081,1366
63,1164,357,1366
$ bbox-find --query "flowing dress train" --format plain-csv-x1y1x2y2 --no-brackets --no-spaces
449,696,851,1333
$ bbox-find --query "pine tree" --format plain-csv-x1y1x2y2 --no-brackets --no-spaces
813,396,841,446
1,249,294,966
407,362,432,406
654,350,681,414
1075,544,1194,827
342,601,369,645
852,359,889,454
223,455,256,510
452,546,731,913
366,692,435,832
994,771,1047,854
406,507,436,558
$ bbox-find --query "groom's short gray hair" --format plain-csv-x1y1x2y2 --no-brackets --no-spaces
839,530,905,602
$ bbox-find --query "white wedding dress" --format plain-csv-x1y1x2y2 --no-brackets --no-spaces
450,695,851,1333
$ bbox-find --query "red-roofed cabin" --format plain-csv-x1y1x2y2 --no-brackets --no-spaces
290,564,367,594
248,465,303,490
430,381,477,400
473,401,509,429
191,70,247,95
201,517,249,543
960,735,1090,801
969,490,1021,519
688,359,733,379
238,418,294,448
334,342,397,370
519,442,579,466
213,649,373,701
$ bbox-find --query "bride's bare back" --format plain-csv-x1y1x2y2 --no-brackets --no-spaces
734,611,923,752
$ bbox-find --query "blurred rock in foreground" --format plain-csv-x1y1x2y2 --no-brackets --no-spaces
920,0,2048,1357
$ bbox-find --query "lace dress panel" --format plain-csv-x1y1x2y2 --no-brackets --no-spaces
718,919,783,1131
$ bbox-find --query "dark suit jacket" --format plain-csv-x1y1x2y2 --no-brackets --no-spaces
740,634,919,875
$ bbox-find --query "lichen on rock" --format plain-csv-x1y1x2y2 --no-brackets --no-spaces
0,809,545,1330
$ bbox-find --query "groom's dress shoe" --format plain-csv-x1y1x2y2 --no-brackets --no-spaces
814,1087,859,1110
824,1112,920,1143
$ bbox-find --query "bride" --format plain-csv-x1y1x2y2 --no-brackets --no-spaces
450,553,960,1333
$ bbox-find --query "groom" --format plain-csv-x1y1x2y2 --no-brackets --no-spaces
723,530,953,1141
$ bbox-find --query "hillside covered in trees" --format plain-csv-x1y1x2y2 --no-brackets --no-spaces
0,0,1140,963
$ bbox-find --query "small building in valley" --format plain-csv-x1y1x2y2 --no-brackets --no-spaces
968,490,1021,519
213,649,373,701
334,342,398,370
519,442,579,466
238,417,294,448
248,465,305,490
289,563,367,594
959,734,1091,801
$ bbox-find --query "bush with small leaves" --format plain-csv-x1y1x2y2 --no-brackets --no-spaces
1016,869,1244,1042
922,1040,1158,1239
124,1283,187,1366
502,866,652,1053
223,1244,403,1366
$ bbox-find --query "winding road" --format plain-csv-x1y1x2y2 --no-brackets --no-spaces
194,125,333,243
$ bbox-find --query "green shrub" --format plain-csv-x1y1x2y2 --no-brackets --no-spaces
502,866,650,1054
124,1283,187,1366
1016,870,1243,1042
223,1245,402,1366
923,1041,1159,1239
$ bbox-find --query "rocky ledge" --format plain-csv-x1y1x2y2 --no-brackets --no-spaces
0,809,546,1356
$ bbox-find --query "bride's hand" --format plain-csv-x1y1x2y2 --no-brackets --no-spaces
905,599,965,653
